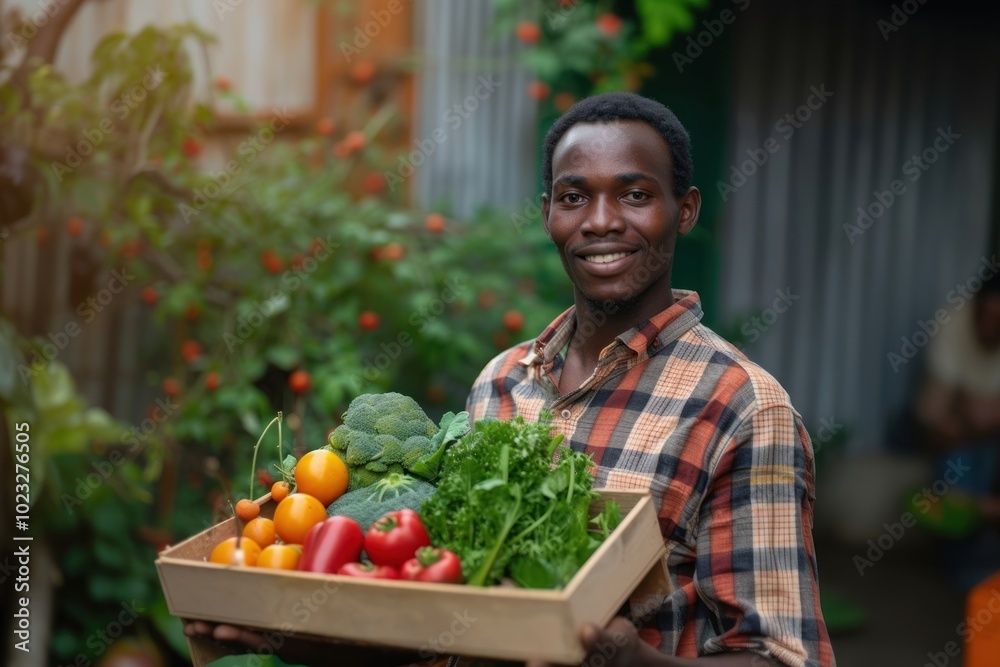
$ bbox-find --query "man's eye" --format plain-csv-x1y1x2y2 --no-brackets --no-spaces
563,193,584,204
625,192,648,201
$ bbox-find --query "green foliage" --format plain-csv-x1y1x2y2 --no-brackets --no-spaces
490,0,706,102
420,415,620,588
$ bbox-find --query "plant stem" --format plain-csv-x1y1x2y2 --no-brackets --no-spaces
249,412,282,500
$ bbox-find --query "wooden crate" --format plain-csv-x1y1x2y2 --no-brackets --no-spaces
156,489,668,666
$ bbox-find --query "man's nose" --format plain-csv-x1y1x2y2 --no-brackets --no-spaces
582,196,626,235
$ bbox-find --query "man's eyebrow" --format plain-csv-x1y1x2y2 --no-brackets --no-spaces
553,174,587,188
615,172,655,184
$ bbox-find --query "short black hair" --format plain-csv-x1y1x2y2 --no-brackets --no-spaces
541,92,693,198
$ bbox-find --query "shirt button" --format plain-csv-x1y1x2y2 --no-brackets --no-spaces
560,409,572,419
651,339,660,348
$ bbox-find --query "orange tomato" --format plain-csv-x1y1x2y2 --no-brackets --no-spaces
273,493,327,544
271,481,290,502
294,450,349,506
209,537,261,566
257,544,301,570
235,498,260,521
242,517,276,548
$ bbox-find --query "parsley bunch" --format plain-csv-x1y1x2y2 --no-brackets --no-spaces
420,414,621,588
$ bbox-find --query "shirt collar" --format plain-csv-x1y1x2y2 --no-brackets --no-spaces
518,290,704,366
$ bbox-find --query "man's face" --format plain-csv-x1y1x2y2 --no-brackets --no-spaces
542,120,699,315
974,294,1000,349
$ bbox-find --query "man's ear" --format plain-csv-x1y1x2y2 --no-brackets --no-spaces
541,194,551,238
677,187,701,236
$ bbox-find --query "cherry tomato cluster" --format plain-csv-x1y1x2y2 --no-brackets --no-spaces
206,415,461,584
301,509,462,584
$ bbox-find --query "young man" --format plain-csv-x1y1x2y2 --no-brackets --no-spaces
187,92,834,667
467,92,835,667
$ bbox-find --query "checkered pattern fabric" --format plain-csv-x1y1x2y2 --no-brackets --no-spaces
466,291,835,667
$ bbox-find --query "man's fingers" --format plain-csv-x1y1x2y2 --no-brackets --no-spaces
183,620,216,637
212,624,269,650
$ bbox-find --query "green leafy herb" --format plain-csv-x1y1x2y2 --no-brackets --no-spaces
419,414,621,588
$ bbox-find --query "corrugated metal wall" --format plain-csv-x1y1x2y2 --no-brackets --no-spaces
413,0,538,217
718,2,999,451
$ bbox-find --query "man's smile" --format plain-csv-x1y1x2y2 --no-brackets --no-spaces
583,251,633,264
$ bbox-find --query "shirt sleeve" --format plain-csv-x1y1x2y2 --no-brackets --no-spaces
692,405,835,667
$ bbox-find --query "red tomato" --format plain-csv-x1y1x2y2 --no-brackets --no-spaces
66,217,85,237
339,562,399,579
215,75,232,91
299,516,364,574
259,249,284,275
181,339,202,364
182,137,203,158
358,311,380,331
204,371,220,392
288,369,312,395
554,92,576,112
161,377,181,397
596,13,622,38
364,509,432,569
351,60,377,84
363,172,385,194
184,304,202,321
502,310,524,333
400,547,463,584
515,21,541,44
424,213,446,233
140,287,158,306
526,81,550,101
315,117,335,136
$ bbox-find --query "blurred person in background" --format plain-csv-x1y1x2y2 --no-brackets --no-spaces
917,270,1000,591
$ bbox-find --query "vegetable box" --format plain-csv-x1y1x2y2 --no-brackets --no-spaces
156,489,669,666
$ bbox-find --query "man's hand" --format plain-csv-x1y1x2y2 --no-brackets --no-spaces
526,617,643,667
183,620,271,651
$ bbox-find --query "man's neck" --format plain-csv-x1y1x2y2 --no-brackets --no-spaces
568,288,677,362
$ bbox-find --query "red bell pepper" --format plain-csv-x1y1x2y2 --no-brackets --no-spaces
298,516,364,574
400,547,463,584
365,509,432,569
338,561,400,579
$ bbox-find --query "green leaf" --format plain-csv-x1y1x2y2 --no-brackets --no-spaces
266,345,300,370
149,593,191,660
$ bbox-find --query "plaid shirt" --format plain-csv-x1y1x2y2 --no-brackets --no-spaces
466,291,835,667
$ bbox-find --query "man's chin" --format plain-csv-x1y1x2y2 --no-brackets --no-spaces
580,292,642,315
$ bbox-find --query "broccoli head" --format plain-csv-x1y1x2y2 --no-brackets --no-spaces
331,392,441,489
